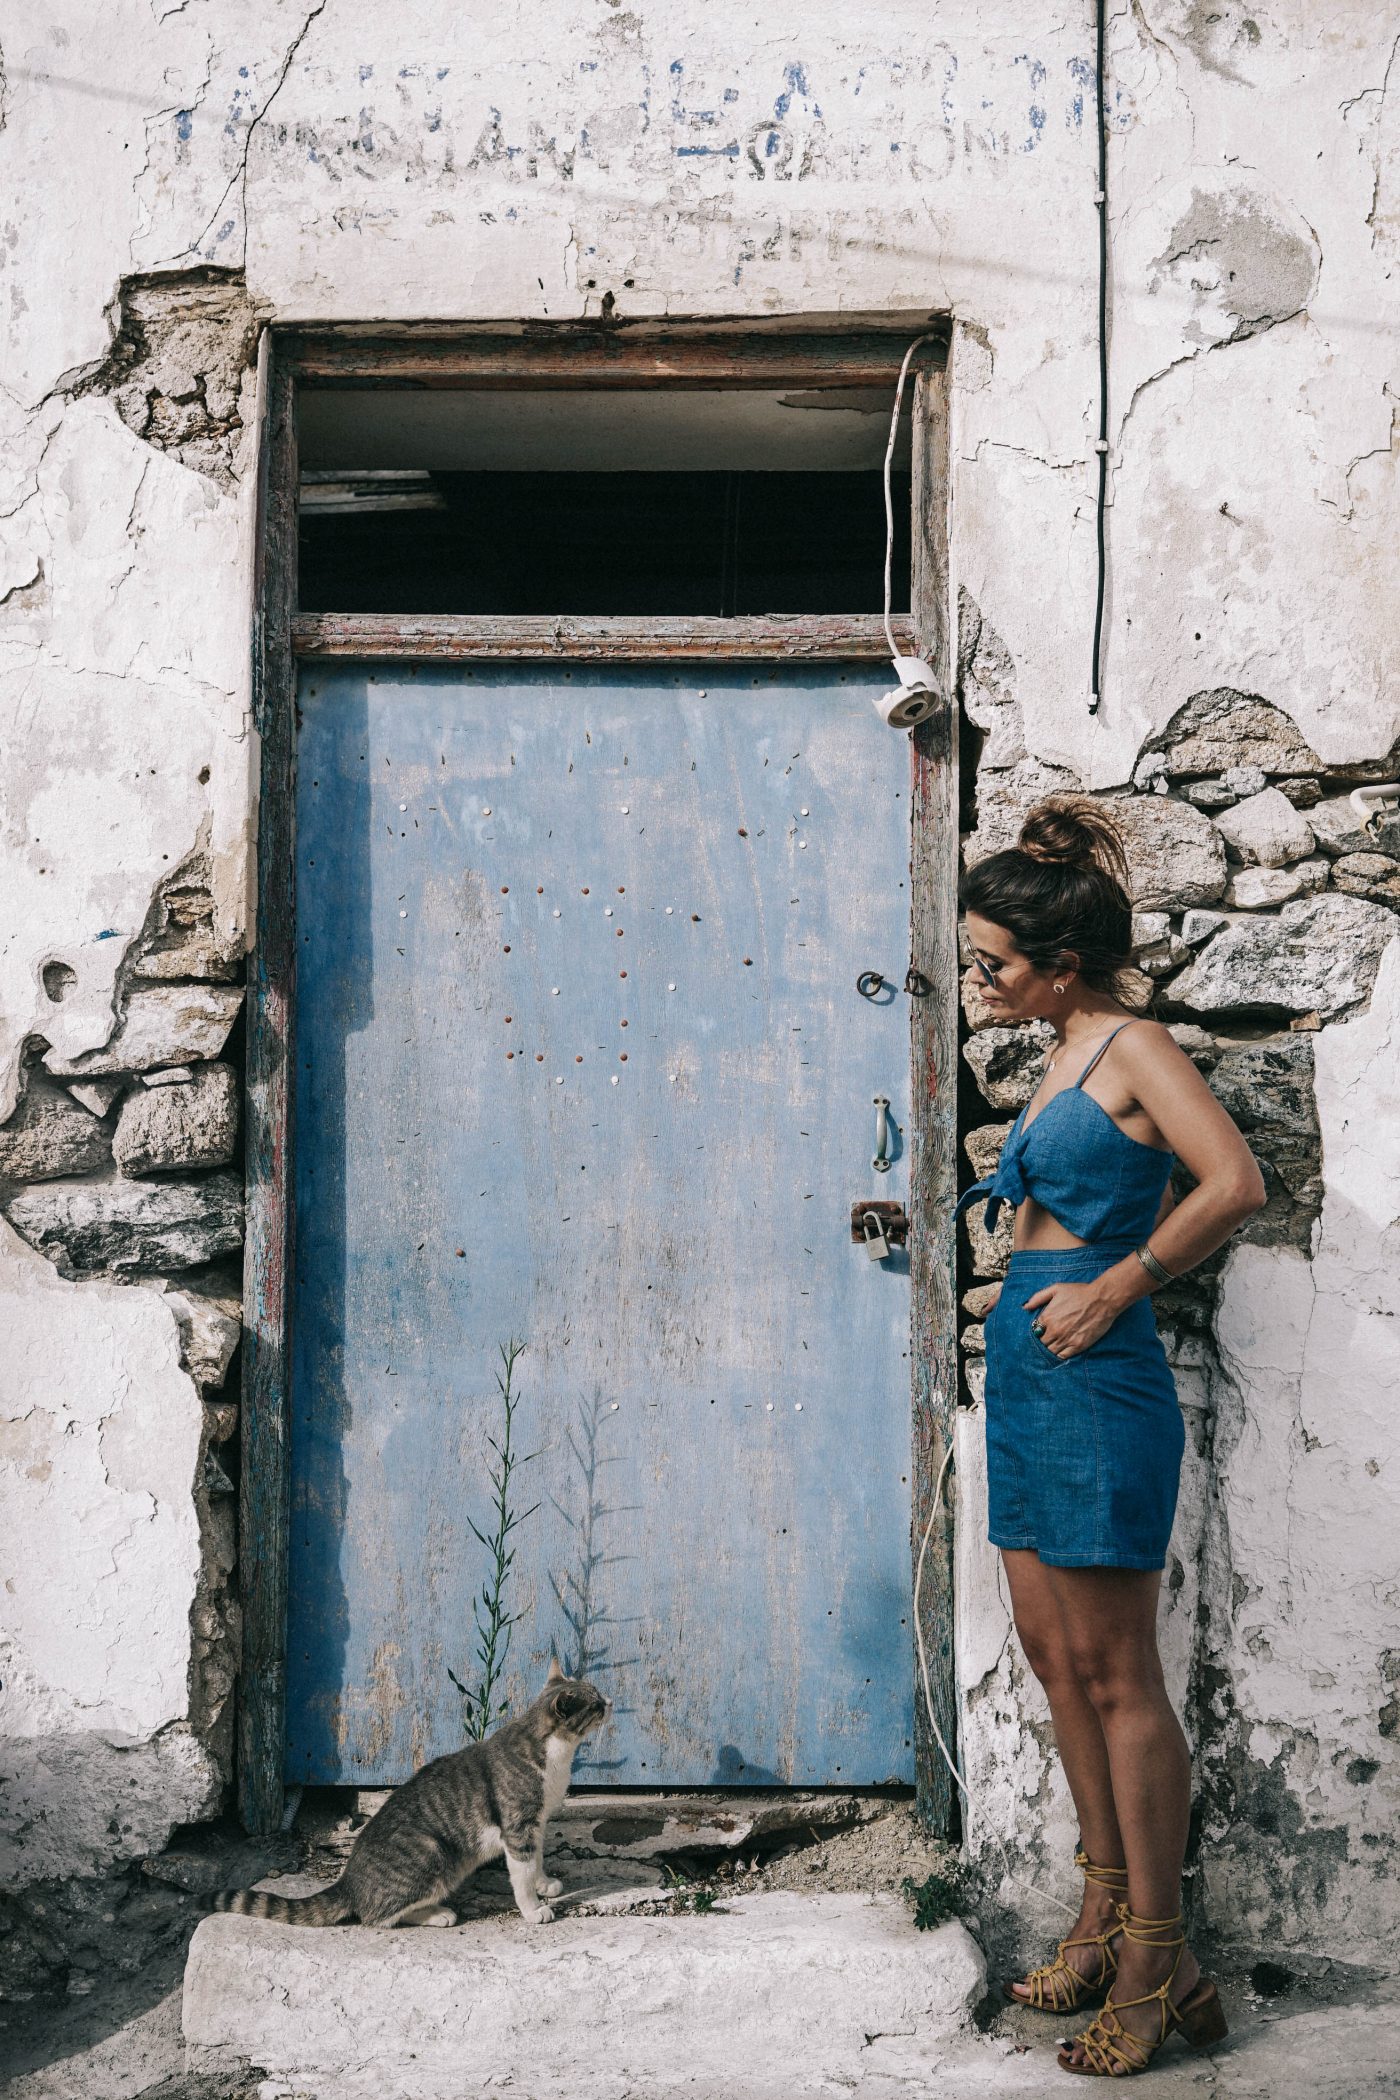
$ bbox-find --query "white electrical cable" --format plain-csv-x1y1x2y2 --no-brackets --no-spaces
914,1434,1078,1920
883,333,939,661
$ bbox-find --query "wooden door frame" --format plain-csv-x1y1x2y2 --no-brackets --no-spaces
241,319,959,1835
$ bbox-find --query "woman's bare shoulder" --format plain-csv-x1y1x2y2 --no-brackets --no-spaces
1116,1017,1215,1088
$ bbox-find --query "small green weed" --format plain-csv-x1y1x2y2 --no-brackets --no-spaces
901,1869,966,1931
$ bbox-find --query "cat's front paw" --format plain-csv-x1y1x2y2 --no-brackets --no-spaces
421,1908,457,1929
536,1876,564,1899
520,1901,555,1925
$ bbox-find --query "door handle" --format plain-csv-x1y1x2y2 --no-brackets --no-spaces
872,1095,892,1174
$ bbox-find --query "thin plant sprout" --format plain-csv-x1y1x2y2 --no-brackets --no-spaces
449,1339,539,1742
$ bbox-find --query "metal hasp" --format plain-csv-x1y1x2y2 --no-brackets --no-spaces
872,1094,893,1172
850,1200,910,1256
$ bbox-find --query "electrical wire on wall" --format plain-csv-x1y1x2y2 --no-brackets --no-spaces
1089,0,1110,715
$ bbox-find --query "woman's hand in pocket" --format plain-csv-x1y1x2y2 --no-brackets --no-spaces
1022,1280,1122,1360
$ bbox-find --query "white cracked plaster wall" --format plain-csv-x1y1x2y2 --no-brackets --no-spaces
119,0,1400,791
0,395,257,1118
0,10,260,1873
953,1364,1209,1954
1,0,262,1118
1207,939,1400,1963
0,1219,220,1886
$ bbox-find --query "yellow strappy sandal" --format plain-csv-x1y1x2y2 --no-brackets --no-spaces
1003,1851,1128,2013
1058,1906,1228,2075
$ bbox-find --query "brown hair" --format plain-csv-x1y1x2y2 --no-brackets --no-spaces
960,795,1135,993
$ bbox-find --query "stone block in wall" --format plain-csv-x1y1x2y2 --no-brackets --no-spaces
1214,786,1316,868
1167,894,1400,1020
67,1079,126,1119
960,965,1001,1032
1331,852,1400,908
965,1122,1013,1179
1134,926,1191,976
1182,780,1238,812
1144,689,1321,781
1226,866,1307,910
1308,795,1400,859
114,1063,238,1176
129,855,242,984
4,1171,243,1277
962,1282,1002,1319
1181,909,1227,945
1167,1023,1221,1067
964,1200,1013,1279
963,757,1083,861
0,1076,113,1182
44,986,244,1078
1207,1035,1322,1249
164,1274,242,1389
962,1025,1050,1110
1107,796,1228,910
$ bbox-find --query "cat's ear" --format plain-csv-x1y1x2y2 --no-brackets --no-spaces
546,1656,565,1684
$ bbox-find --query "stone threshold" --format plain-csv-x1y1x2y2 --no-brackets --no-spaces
183,1892,985,2098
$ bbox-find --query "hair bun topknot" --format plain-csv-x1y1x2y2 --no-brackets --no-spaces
1017,795,1130,889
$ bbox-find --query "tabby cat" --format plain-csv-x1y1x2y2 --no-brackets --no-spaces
216,1662,609,1927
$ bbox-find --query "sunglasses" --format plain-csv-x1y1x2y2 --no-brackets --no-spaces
960,941,1006,986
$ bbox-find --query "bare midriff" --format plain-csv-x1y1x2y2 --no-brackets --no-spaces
1012,1182,1177,1254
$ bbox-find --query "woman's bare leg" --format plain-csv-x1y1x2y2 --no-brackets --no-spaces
1046,1565,1199,2058
1001,1550,1124,2000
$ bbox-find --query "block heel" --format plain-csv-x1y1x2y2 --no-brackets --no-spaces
1176,1979,1228,2049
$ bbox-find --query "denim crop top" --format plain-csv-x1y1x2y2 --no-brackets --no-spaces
955,1021,1174,1245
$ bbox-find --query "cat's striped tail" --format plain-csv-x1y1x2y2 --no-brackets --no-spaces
213,1881,354,1926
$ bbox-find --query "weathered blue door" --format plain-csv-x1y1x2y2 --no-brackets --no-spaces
287,662,915,1785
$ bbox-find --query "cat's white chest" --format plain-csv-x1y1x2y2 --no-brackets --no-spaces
543,1734,575,1817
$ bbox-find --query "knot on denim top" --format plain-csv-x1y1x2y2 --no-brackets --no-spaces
955,1022,1175,1246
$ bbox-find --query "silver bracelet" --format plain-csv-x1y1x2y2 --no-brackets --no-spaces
1135,1242,1176,1288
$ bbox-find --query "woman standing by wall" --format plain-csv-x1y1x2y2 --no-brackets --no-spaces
958,797,1265,2077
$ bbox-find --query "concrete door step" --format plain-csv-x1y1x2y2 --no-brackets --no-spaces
183,1890,985,2099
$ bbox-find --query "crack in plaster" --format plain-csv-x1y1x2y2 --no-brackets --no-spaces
132,33,218,266
179,0,331,268
1339,31,1400,241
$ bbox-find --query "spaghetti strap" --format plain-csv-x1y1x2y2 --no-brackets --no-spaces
1073,1020,1139,1089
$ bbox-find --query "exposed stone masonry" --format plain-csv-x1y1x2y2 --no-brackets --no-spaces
0,849,246,1800
63,270,264,493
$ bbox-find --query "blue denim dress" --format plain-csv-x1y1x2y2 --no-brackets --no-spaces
957,1022,1184,1570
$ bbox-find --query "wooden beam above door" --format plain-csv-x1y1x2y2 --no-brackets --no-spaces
291,613,915,662
283,324,949,390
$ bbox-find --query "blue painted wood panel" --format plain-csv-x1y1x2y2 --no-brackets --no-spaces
287,663,914,1785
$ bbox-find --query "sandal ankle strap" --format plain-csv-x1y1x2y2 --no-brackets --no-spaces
1115,1904,1184,1946
1074,1847,1128,1891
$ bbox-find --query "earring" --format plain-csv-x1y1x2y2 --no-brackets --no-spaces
1053,982,1066,994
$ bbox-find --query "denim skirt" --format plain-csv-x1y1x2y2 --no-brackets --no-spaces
983,1243,1185,1570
